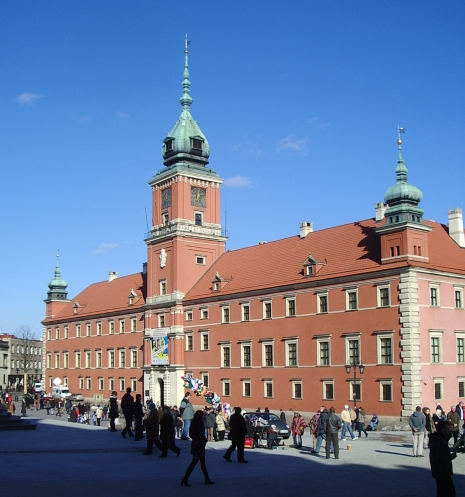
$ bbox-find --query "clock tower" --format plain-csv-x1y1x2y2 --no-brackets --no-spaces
143,39,227,406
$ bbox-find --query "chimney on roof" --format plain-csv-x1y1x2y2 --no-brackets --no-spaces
300,221,313,238
142,262,147,274
108,271,118,283
375,202,387,222
448,207,465,248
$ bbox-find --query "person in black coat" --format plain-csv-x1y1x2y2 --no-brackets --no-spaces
133,394,144,441
109,391,118,432
181,410,214,486
159,405,181,458
223,406,248,463
120,387,135,438
429,421,456,496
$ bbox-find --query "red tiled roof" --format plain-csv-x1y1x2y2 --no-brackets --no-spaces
185,219,465,301
43,272,146,324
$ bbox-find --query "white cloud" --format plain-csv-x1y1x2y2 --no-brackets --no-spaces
17,93,42,105
115,111,130,120
232,143,262,156
308,117,329,129
223,175,252,188
93,243,119,255
276,134,309,155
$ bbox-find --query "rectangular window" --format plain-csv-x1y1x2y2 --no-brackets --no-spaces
351,382,361,401
109,350,115,368
243,381,251,397
76,325,81,338
54,353,60,369
377,335,393,364
459,380,465,398
264,381,273,398
99,378,104,390
201,332,209,351
64,326,69,339
64,352,69,369
457,336,465,363
222,345,231,368
430,285,439,307
455,289,464,309
120,378,125,392
196,255,206,265
287,299,296,317
47,328,51,340
378,286,390,307
97,322,102,336
346,290,358,310
194,212,203,226
292,381,302,399
186,311,193,321
317,294,328,313
131,379,137,392
75,352,81,369
201,308,209,319
119,320,125,334
434,379,443,401
263,343,274,367
202,373,209,388
55,327,60,340
63,377,68,387
323,381,334,400
286,342,297,366
96,351,102,368
86,377,91,390
131,318,137,333
119,350,125,368
109,378,114,391
263,301,272,319
380,381,393,401
242,344,251,367
430,335,442,363
160,280,167,296
222,307,230,324
242,304,250,321
109,321,114,335
85,351,91,368
347,338,360,365
158,314,165,327
86,324,91,337
318,340,330,366
185,334,193,351
79,377,84,389
223,380,230,397
131,350,137,368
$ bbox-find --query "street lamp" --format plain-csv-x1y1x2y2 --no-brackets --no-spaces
345,363,365,408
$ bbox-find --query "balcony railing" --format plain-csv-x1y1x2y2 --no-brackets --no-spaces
144,221,228,241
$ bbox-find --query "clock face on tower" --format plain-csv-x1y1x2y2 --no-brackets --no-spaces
161,188,171,209
191,187,206,208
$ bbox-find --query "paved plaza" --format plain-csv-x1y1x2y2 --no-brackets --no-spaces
2,405,465,496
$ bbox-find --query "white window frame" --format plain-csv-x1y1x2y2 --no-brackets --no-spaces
241,303,250,321
131,318,137,333
201,308,209,320
186,310,193,321
379,379,393,402
241,343,252,368
285,340,298,367
96,350,102,368
346,289,358,311
377,332,394,365
63,376,68,387
292,380,303,399
86,323,91,337
317,338,331,366
119,349,126,368
200,331,209,351
75,352,81,369
119,319,125,334
222,306,230,324
64,326,69,339
54,353,60,369
317,293,328,314
160,279,167,296
322,380,334,400
242,380,251,397
195,255,206,265
63,352,69,369
47,328,51,340
109,378,114,391
377,285,391,307
109,321,114,335
79,377,84,389
262,341,274,367
430,331,443,364
221,344,231,368
429,284,440,307
158,313,165,327
119,378,125,392
263,300,272,319
286,298,296,317
98,377,104,390
264,380,273,398
350,380,362,402
345,335,361,365
131,349,137,368
108,350,115,368
131,378,137,392
86,377,91,390
434,378,443,401
185,333,194,352
202,372,209,388
97,322,102,336
85,351,91,369
76,325,81,338
454,287,464,309
222,379,230,397
458,377,465,399
194,211,203,226
456,332,465,363
55,327,60,340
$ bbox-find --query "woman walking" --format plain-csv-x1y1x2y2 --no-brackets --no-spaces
181,410,214,486
356,407,368,437
109,390,118,432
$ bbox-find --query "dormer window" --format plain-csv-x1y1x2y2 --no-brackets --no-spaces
214,282,220,291
165,139,173,152
192,138,203,151
307,266,314,276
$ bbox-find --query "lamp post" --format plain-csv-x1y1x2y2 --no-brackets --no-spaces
345,363,365,409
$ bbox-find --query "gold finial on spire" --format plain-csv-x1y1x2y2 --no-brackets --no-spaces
397,126,405,145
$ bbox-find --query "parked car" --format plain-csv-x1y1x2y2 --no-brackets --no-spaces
69,393,84,402
243,411,290,447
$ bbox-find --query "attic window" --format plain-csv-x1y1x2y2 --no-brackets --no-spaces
192,139,203,151
165,140,173,152
214,282,220,291
129,297,134,305
307,266,314,276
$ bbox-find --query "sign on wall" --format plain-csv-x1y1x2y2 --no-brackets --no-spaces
150,328,169,365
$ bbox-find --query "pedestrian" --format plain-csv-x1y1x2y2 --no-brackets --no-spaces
279,409,286,423
171,405,183,438
102,404,108,421
120,387,134,438
181,410,215,486
133,394,144,441
69,406,77,423
429,420,456,497
35,397,40,411
409,405,426,457
180,392,194,440
308,408,321,450
290,412,308,448
143,403,163,455
312,407,332,454
203,407,216,442
215,408,226,441
45,399,51,415
159,405,181,458
109,391,118,432
455,401,464,434
21,400,26,416
65,398,71,414
370,413,379,431
340,405,358,441
356,406,368,437
50,398,55,415
423,407,436,449
96,405,103,426
447,405,460,445
324,407,341,459
223,406,248,463
10,402,16,415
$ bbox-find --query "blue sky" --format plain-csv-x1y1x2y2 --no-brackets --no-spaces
1,1,464,337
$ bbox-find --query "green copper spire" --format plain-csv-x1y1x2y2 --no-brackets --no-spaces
47,252,68,300
161,35,210,168
384,134,424,225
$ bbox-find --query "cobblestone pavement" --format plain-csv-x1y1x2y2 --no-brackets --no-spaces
2,408,465,497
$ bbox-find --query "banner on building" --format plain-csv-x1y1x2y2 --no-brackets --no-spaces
150,328,169,365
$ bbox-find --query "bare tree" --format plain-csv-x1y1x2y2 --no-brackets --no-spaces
10,326,41,389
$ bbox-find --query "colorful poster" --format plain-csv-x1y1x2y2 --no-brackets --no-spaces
151,329,168,365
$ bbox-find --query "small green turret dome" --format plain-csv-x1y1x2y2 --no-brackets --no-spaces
161,40,210,167
47,254,68,300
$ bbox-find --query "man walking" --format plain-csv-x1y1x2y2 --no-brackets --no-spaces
447,405,460,445
409,405,426,457
429,421,456,496
224,406,248,463
180,392,194,440
312,406,329,454
121,387,135,438
324,407,341,459
340,405,358,441
455,401,464,434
